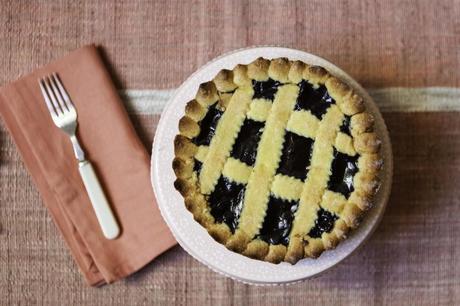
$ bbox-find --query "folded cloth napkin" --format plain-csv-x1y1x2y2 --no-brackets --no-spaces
0,45,176,286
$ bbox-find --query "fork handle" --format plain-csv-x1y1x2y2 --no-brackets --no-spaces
78,160,120,239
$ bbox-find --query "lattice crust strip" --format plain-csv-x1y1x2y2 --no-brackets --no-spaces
226,84,300,253
335,132,356,156
286,110,319,139
247,98,272,122
173,57,383,264
222,158,253,185
199,87,253,194
271,174,304,202
285,104,344,262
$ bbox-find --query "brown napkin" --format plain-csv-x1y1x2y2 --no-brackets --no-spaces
0,45,176,286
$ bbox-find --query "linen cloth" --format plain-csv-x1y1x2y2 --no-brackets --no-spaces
0,45,176,286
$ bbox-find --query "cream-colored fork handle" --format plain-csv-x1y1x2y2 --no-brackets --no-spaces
78,160,120,239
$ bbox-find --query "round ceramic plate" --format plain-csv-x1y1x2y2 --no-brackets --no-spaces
151,47,393,285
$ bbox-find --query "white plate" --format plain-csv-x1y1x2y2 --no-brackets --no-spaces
151,47,393,285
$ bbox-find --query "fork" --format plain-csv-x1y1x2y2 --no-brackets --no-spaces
39,73,120,240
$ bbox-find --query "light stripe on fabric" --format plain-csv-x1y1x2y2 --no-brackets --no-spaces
120,87,460,114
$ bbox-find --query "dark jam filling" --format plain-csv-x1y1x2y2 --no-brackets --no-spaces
327,149,359,198
252,78,282,100
276,131,314,180
193,103,223,146
193,159,202,175
209,176,245,233
339,115,352,136
308,208,338,238
230,119,265,166
257,196,299,245
197,80,359,242
294,80,335,119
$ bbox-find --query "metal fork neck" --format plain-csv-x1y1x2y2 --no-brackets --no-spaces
70,135,85,161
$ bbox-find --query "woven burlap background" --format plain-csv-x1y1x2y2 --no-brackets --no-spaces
1,1,459,305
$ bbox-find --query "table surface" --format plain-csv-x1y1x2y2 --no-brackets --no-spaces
1,1,459,305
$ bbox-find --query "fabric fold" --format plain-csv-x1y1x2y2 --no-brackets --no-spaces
0,45,176,286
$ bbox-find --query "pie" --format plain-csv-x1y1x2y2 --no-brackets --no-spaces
173,57,382,264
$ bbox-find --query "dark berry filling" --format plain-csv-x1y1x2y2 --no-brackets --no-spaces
257,196,299,245
339,115,352,136
308,208,338,238
230,119,264,166
294,80,335,119
209,176,245,232
252,78,282,101
193,78,362,245
193,103,223,146
327,149,359,198
193,159,202,175
276,131,314,180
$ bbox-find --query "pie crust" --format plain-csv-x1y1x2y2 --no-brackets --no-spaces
173,57,382,264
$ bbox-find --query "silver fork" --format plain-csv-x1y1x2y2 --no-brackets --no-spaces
39,73,120,240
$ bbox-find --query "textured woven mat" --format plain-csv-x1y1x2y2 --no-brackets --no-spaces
1,1,460,305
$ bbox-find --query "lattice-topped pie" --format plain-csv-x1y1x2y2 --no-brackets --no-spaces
173,57,382,264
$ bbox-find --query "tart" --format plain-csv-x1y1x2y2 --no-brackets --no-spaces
173,57,382,264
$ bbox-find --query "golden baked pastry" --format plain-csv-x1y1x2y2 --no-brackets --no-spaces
173,57,382,264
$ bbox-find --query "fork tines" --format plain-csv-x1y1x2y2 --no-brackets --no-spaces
39,73,74,117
